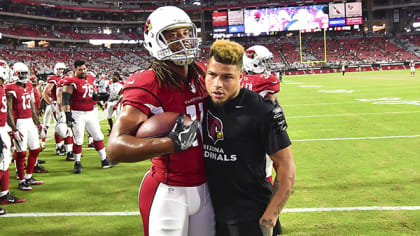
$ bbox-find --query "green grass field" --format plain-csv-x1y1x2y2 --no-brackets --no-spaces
1,70,419,235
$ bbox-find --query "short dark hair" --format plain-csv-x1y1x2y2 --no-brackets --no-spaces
113,71,121,79
63,68,72,75
74,60,85,68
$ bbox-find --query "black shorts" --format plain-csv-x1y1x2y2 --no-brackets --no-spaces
216,219,281,236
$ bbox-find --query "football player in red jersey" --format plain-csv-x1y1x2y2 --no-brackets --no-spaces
0,64,25,209
6,62,43,191
107,6,215,236
29,75,48,173
55,68,75,161
242,45,281,185
42,62,66,156
62,60,114,174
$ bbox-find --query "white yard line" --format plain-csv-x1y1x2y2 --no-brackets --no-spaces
2,206,420,218
293,135,420,142
288,110,420,119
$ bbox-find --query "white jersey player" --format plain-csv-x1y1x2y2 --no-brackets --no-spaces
105,72,123,136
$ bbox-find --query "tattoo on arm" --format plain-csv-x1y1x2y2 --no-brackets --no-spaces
260,220,274,236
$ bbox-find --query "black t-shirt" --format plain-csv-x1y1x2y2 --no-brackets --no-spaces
203,88,291,224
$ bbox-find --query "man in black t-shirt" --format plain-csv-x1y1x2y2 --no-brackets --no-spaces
203,39,296,236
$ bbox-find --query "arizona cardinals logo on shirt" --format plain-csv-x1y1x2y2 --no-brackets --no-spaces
207,111,223,144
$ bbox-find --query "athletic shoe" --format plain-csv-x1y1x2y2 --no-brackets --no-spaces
0,192,25,205
101,157,113,169
40,142,46,150
38,159,46,164
25,177,44,185
0,207,6,215
56,146,65,156
34,165,48,173
18,181,32,191
66,151,75,161
74,161,82,174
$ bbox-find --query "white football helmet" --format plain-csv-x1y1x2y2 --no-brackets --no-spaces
243,45,274,74
0,66,9,83
54,62,66,76
0,60,10,82
55,122,70,138
12,62,30,83
143,6,200,66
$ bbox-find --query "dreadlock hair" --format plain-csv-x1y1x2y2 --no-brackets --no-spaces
151,59,206,95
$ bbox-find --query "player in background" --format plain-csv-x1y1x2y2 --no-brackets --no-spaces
42,62,66,156
0,64,25,212
107,6,215,236
62,60,114,174
55,68,75,161
105,72,123,136
6,62,43,190
29,75,47,172
242,45,281,185
95,72,109,111
409,60,415,77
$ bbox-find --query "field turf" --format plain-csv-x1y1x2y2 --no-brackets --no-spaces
1,69,419,235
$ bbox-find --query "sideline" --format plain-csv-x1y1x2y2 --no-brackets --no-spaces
2,206,420,218
288,110,420,119
293,134,420,142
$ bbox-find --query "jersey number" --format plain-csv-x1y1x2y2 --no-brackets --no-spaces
186,102,204,147
82,84,93,98
21,94,31,110
0,96,6,113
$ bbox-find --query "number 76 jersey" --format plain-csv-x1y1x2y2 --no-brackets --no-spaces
62,75,96,111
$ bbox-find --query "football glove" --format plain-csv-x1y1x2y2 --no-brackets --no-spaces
65,112,75,128
8,130,24,150
168,114,199,153
38,124,46,139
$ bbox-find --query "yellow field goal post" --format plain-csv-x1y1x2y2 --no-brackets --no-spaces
299,28,327,64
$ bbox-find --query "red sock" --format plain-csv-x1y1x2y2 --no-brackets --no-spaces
0,169,9,192
16,151,27,180
73,144,82,155
65,136,73,145
55,132,64,144
94,140,104,151
26,148,41,175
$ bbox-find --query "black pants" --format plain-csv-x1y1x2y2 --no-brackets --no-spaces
216,219,281,236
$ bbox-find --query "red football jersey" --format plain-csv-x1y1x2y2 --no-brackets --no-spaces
63,75,96,111
5,82,34,119
47,75,61,102
0,86,7,126
241,72,280,98
122,66,208,187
